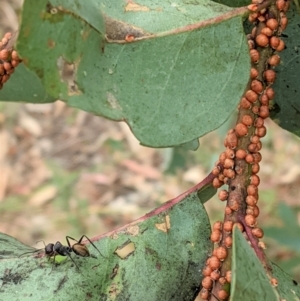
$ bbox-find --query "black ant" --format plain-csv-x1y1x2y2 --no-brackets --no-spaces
20,235,105,269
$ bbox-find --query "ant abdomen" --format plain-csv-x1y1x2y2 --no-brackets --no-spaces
72,244,90,257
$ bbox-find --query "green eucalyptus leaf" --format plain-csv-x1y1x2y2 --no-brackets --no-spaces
50,0,105,34
272,262,300,300
0,233,36,259
212,0,249,7
231,227,280,301
264,203,300,252
0,64,55,103
11,0,251,148
0,191,212,301
179,139,200,151
197,183,216,203
271,3,300,137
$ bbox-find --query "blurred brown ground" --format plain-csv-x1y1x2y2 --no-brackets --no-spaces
0,0,299,293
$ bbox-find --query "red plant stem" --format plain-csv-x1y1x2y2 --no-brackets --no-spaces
237,213,268,268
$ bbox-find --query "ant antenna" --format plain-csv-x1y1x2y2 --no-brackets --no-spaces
18,240,47,257
35,240,46,246
18,248,43,258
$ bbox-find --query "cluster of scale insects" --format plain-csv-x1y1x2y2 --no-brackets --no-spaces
0,0,290,297
0,32,21,89
20,235,105,270
198,0,289,300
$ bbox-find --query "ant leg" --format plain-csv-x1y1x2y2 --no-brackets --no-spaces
65,251,80,270
65,235,106,259
50,254,56,271
48,254,76,272
50,249,79,270
66,236,89,258
47,253,58,272
65,236,74,248
78,235,107,259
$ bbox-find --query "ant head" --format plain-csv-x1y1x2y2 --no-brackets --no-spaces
72,243,90,257
45,243,55,256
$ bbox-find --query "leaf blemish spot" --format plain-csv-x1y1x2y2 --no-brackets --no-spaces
47,39,55,49
106,92,122,110
57,57,81,96
104,16,149,42
126,225,139,236
110,264,119,279
155,215,171,233
115,241,135,259
125,3,150,12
